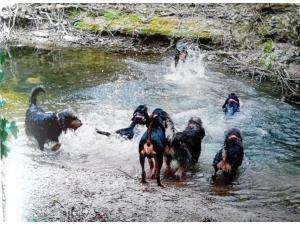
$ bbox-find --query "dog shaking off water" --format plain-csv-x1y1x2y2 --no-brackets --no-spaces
25,86,82,151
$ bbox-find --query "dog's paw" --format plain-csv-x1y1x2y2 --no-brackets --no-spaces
141,180,148,185
51,143,61,151
174,170,183,180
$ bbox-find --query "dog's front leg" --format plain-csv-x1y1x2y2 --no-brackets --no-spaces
155,156,164,187
38,140,45,151
139,154,147,183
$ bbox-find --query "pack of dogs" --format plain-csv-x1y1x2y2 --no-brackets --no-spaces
24,42,244,187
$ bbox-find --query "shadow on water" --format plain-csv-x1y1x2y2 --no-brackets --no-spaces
2,46,300,221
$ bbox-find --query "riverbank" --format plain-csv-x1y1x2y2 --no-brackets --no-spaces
1,3,299,105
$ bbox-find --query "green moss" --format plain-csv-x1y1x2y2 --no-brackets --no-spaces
103,10,121,21
109,13,141,33
73,13,215,42
139,17,179,36
74,21,103,31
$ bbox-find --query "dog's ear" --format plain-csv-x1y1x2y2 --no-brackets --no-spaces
58,111,69,132
58,113,67,132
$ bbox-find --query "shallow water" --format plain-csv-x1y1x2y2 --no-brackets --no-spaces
1,47,300,221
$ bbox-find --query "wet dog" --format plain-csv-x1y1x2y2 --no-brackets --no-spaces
222,93,240,116
25,86,82,150
165,117,205,179
139,108,177,186
96,104,149,140
212,128,244,182
175,40,189,67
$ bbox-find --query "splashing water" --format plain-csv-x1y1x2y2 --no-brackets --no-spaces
2,47,300,221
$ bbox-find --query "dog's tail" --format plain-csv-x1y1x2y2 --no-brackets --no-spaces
95,128,111,137
29,85,46,106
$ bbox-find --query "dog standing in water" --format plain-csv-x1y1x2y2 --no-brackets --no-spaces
25,86,82,150
212,128,244,182
222,93,240,116
175,40,189,67
96,105,149,140
165,117,205,180
139,108,170,186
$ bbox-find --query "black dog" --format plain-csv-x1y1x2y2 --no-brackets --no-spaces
165,117,205,179
175,40,189,67
212,128,244,181
222,93,240,116
25,86,82,150
95,104,150,140
139,108,176,186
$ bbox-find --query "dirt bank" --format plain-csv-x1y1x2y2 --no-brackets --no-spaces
0,3,299,105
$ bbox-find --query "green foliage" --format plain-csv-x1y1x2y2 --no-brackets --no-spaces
260,40,276,70
0,118,19,159
0,48,19,159
0,48,4,65
263,39,273,54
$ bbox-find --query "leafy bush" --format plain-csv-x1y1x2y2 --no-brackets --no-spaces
0,48,19,159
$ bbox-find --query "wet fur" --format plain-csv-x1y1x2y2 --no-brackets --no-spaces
213,128,244,181
222,93,240,116
139,108,168,186
165,117,205,179
174,41,188,67
25,86,82,150
96,104,149,140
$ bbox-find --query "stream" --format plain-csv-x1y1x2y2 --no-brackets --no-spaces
1,46,300,221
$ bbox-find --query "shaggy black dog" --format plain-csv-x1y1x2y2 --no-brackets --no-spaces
139,108,176,187
222,93,240,116
165,117,205,179
96,104,150,140
25,86,82,150
175,40,189,67
212,128,244,182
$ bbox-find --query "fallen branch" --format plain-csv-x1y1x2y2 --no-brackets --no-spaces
116,168,136,180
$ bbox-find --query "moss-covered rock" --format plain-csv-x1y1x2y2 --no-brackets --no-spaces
73,12,218,43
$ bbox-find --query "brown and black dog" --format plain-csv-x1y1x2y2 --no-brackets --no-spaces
212,128,244,182
96,104,149,140
139,108,176,186
165,117,205,180
25,86,82,151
